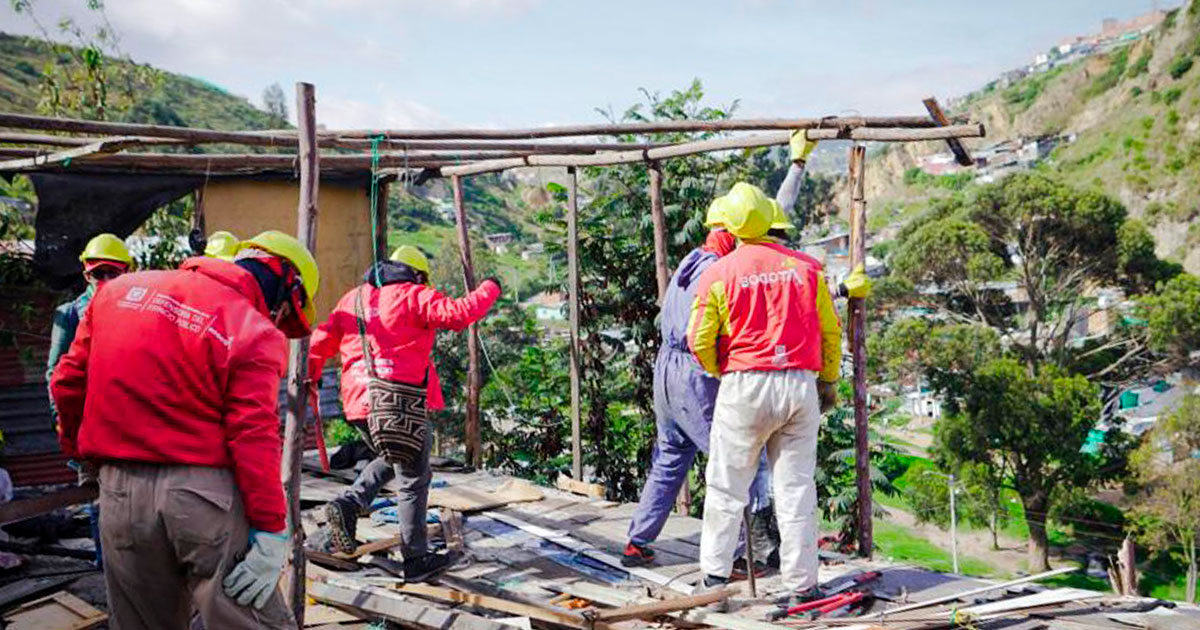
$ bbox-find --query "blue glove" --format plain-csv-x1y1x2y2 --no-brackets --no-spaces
223,528,289,609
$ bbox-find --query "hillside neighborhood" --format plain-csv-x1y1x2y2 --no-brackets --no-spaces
1,2,1199,630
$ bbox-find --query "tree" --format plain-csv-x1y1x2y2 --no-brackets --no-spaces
1141,274,1200,367
534,80,789,500
262,82,289,126
1130,394,1200,602
905,461,1011,550
9,0,161,119
935,358,1127,570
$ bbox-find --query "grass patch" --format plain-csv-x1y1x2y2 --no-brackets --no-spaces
1039,569,1111,593
874,520,999,577
1086,47,1129,97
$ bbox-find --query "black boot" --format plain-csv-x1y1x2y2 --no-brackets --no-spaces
324,497,359,555
403,551,455,583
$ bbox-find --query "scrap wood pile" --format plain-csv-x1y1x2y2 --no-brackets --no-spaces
296,459,1199,630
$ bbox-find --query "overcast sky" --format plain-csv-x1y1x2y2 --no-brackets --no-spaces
3,0,1174,129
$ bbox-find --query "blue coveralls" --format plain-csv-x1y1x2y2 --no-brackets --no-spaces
627,247,772,547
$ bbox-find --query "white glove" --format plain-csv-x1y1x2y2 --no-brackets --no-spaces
223,529,289,609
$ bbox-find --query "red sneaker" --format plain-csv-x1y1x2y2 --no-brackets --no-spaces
621,542,656,567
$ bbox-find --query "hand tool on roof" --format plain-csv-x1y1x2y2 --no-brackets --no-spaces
766,571,882,621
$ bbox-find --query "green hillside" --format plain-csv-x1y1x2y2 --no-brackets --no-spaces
0,32,276,130
865,3,1200,272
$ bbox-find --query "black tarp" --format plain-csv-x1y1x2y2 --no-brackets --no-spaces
30,173,201,289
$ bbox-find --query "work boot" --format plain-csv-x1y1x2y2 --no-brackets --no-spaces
325,497,359,555
404,551,455,583
621,542,656,567
784,585,827,608
697,575,731,613
730,557,769,580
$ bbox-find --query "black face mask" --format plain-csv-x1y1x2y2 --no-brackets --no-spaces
236,259,286,315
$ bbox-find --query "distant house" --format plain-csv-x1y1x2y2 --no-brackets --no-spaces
485,232,514,254
524,291,566,321
521,242,545,261
1115,378,1194,437
905,389,943,420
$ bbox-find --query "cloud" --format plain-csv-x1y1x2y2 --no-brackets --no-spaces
318,95,453,130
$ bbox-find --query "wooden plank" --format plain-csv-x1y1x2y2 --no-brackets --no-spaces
452,174,483,468
2,591,105,630
391,581,608,630
283,80,320,626
304,603,361,627
305,549,361,572
922,97,973,167
0,137,154,170
960,588,1102,616
483,510,694,594
440,125,986,177
442,508,465,553
847,144,872,559
311,580,510,630
0,486,97,526
333,535,403,560
566,167,582,481
429,478,544,512
591,589,731,621
555,581,782,630
555,474,605,499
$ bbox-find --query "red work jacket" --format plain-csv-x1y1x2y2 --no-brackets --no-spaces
51,258,288,532
309,279,500,420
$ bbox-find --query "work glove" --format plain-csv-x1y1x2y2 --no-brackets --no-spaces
839,264,872,299
789,130,818,163
67,459,98,487
223,529,289,609
817,380,838,413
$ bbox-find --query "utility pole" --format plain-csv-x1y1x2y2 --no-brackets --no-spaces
925,469,960,574
949,472,958,575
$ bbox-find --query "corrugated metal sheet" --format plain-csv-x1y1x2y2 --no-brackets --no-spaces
4,452,75,487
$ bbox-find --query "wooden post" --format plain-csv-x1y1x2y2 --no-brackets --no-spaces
1119,537,1137,596
374,179,390,262
648,162,669,300
566,167,583,481
451,175,482,468
847,144,872,558
282,81,318,625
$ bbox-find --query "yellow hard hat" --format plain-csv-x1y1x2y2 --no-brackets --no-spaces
389,245,430,275
79,233,132,267
768,199,794,231
238,231,320,329
704,196,731,228
723,182,772,240
204,231,240,261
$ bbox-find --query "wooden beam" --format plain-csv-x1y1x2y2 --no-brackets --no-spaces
442,125,986,176
374,178,389,262
320,116,941,140
648,161,669,300
282,80,319,626
555,581,779,630
0,112,300,148
0,486,97,526
0,138,147,170
847,144,872,559
566,166,582,482
555,473,605,499
923,97,974,167
451,175,482,468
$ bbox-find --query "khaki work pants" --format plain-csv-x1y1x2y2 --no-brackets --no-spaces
98,463,296,630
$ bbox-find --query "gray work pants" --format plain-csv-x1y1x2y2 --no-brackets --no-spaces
339,422,432,559
98,463,295,630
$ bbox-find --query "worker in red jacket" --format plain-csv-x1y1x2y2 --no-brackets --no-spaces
309,244,500,582
51,230,319,630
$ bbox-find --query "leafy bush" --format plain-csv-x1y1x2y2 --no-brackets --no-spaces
1169,56,1194,80
1130,86,1143,97
1164,87,1184,104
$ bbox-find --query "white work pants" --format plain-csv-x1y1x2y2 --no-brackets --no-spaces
700,369,820,591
